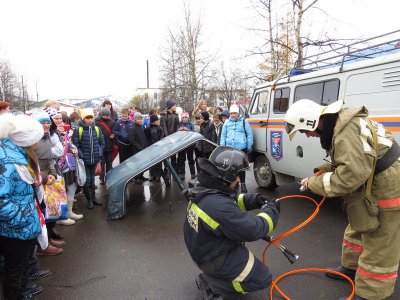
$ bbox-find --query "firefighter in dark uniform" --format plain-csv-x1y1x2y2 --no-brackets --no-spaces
183,146,280,299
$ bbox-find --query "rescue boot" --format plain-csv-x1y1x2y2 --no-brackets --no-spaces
67,200,83,220
91,186,102,206
84,187,93,209
195,274,223,300
240,183,248,193
325,265,356,281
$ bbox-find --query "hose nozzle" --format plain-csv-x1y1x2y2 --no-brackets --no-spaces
281,246,299,264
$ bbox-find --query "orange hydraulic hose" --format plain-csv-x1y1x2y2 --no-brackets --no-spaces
263,195,355,300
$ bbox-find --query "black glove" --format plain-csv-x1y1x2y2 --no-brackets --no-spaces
261,202,279,229
255,194,280,212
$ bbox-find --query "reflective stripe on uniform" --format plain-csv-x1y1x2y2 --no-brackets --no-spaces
237,194,246,211
257,213,274,232
378,136,393,148
359,119,372,152
322,172,333,196
343,239,363,253
232,250,255,294
191,203,219,230
357,266,398,281
378,198,400,208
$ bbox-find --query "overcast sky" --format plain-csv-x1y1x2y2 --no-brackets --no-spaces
0,0,398,101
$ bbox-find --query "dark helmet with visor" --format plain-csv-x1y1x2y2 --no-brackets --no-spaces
207,146,250,183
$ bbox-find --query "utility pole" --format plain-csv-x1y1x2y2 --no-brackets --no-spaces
36,81,39,102
146,60,149,88
22,75,26,112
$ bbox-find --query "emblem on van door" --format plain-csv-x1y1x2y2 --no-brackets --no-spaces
270,131,283,161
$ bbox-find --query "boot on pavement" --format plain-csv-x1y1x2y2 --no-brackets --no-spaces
325,265,356,281
195,274,223,300
56,217,75,226
48,227,63,240
67,200,83,220
84,187,93,209
91,186,102,206
49,239,65,248
28,269,50,280
36,244,63,256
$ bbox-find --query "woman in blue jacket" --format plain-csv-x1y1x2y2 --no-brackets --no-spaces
219,104,253,192
0,113,44,300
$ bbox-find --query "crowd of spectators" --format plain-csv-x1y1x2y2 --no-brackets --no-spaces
0,98,252,299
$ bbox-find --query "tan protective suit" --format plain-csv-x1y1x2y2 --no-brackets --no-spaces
308,106,400,300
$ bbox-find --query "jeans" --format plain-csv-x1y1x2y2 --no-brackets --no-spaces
84,164,96,188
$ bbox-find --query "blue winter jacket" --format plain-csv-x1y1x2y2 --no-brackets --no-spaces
220,115,253,151
72,121,105,166
113,119,134,144
0,139,41,240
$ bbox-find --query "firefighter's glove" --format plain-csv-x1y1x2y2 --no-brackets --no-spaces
255,194,280,212
300,177,309,192
261,202,279,229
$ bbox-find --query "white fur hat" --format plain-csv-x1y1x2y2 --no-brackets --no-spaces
0,113,44,147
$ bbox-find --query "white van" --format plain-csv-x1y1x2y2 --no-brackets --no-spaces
247,32,400,189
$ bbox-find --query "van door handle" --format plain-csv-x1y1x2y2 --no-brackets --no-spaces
259,121,267,127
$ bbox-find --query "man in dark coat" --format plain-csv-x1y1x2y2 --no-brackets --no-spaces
160,99,179,172
128,112,149,183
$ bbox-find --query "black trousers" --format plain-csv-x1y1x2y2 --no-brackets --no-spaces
118,143,133,163
101,150,113,179
201,245,271,296
177,147,195,175
0,236,36,300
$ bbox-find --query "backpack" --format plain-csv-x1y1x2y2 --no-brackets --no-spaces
78,126,100,140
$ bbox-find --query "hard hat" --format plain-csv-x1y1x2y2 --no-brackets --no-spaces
202,146,250,183
284,99,343,140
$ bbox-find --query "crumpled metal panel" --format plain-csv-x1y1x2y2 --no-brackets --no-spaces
106,131,208,220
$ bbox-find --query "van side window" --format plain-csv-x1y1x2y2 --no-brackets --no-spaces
250,90,269,114
294,79,340,105
273,88,290,113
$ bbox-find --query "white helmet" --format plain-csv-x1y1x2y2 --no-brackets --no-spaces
284,99,343,140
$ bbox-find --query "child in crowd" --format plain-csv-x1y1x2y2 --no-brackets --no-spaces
69,112,81,131
198,111,217,159
95,107,116,185
128,112,149,183
113,108,134,163
72,108,104,209
31,109,65,255
177,112,196,179
213,112,223,145
145,114,170,185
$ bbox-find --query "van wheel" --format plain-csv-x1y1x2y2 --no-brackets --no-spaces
253,156,277,190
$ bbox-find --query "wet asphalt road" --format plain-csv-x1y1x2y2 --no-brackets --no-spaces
33,167,399,300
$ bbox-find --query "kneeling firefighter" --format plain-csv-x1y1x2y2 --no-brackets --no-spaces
285,99,400,300
183,146,280,299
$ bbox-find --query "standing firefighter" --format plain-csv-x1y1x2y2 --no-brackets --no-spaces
285,99,400,300
183,146,280,299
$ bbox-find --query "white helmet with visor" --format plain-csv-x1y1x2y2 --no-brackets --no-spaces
284,99,344,140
